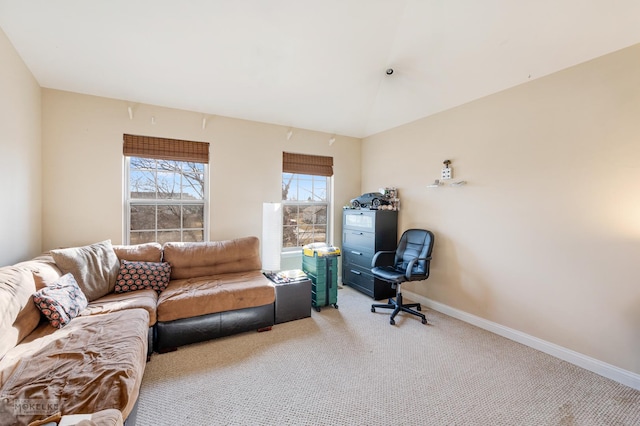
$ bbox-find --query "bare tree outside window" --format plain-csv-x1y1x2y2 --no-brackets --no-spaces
127,157,207,244
282,173,329,248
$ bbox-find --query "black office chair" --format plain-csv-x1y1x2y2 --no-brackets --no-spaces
371,229,434,325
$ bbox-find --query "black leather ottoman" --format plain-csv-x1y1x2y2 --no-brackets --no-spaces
274,278,312,324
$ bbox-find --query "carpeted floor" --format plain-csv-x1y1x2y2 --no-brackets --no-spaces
136,286,640,425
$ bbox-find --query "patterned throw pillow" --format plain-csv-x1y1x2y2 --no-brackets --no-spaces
33,273,89,328
115,260,172,293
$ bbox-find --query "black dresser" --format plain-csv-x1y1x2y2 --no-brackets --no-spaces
342,209,398,300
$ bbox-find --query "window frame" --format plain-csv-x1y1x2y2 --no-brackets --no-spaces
123,156,210,245
281,172,332,252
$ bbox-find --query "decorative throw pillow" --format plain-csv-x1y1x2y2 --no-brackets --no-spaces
51,240,120,301
115,260,172,293
33,273,89,328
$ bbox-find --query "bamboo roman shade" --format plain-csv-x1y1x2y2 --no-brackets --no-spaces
123,134,210,164
282,152,333,176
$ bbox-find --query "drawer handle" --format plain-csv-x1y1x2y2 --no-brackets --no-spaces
350,270,361,275
350,250,362,256
350,232,364,235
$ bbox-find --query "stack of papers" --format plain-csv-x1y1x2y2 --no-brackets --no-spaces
265,269,308,283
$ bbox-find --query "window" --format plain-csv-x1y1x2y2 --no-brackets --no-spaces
282,152,333,249
123,134,209,245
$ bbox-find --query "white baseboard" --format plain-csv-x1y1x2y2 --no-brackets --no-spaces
405,290,640,391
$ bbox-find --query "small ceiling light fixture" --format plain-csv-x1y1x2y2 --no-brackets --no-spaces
329,135,336,146
386,68,394,75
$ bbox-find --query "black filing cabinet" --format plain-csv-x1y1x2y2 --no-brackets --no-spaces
342,209,398,300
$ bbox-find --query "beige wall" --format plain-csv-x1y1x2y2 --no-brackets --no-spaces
41,89,361,256
0,28,41,266
362,44,640,374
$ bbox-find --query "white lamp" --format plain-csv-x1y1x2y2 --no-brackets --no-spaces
261,202,282,272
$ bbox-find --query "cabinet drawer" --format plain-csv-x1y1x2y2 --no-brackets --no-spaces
343,267,374,297
343,210,376,231
343,230,374,250
343,249,374,270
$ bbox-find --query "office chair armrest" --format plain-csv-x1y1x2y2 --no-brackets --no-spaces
371,250,396,267
405,256,433,280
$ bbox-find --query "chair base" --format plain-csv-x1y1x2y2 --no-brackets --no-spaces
371,292,427,325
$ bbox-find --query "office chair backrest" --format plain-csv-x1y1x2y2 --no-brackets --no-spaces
394,229,434,278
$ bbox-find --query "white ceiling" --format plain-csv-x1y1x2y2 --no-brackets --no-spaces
1,1,640,138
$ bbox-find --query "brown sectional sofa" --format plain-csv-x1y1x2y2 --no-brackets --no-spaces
155,238,275,351
0,236,275,425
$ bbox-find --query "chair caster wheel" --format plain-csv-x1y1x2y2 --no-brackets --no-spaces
333,304,339,309
390,319,395,325
421,318,427,324
314,306,321,312
371,307,376,313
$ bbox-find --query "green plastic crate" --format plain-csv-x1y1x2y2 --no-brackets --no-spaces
302,245,339,311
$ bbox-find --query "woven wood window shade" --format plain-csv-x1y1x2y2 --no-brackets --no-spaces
282,152,333,176
123,134,209,164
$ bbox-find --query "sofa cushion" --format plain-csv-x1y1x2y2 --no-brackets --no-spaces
81,289,158,326
163,236,262,280
21,255,62,289
33,273,89,329
0,260,59,359
113,242,163,263
115,260,171,294
0,309,149,425
157,270,275,322
1,267,38,359
51,240,120,302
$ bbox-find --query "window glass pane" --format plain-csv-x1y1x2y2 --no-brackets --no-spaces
157,205,181,229
312,176,327,201
157,172,180,199
183,230,204,242
157,230,182,244
180,162,204,173
313,205,327,224
183,205,204,228
130,231,156,245
130,169,156,199
283,175,297,201
182,172,204,200
313,225,326,243
282,173,293,200
297,229,315,247
130,205,156,230
130,157,156,171
283,204,299,248
283,226,297,248
297,176,314,201
283,205,300,227
298,205,316,225
155,160,181,174
297,211,315,245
